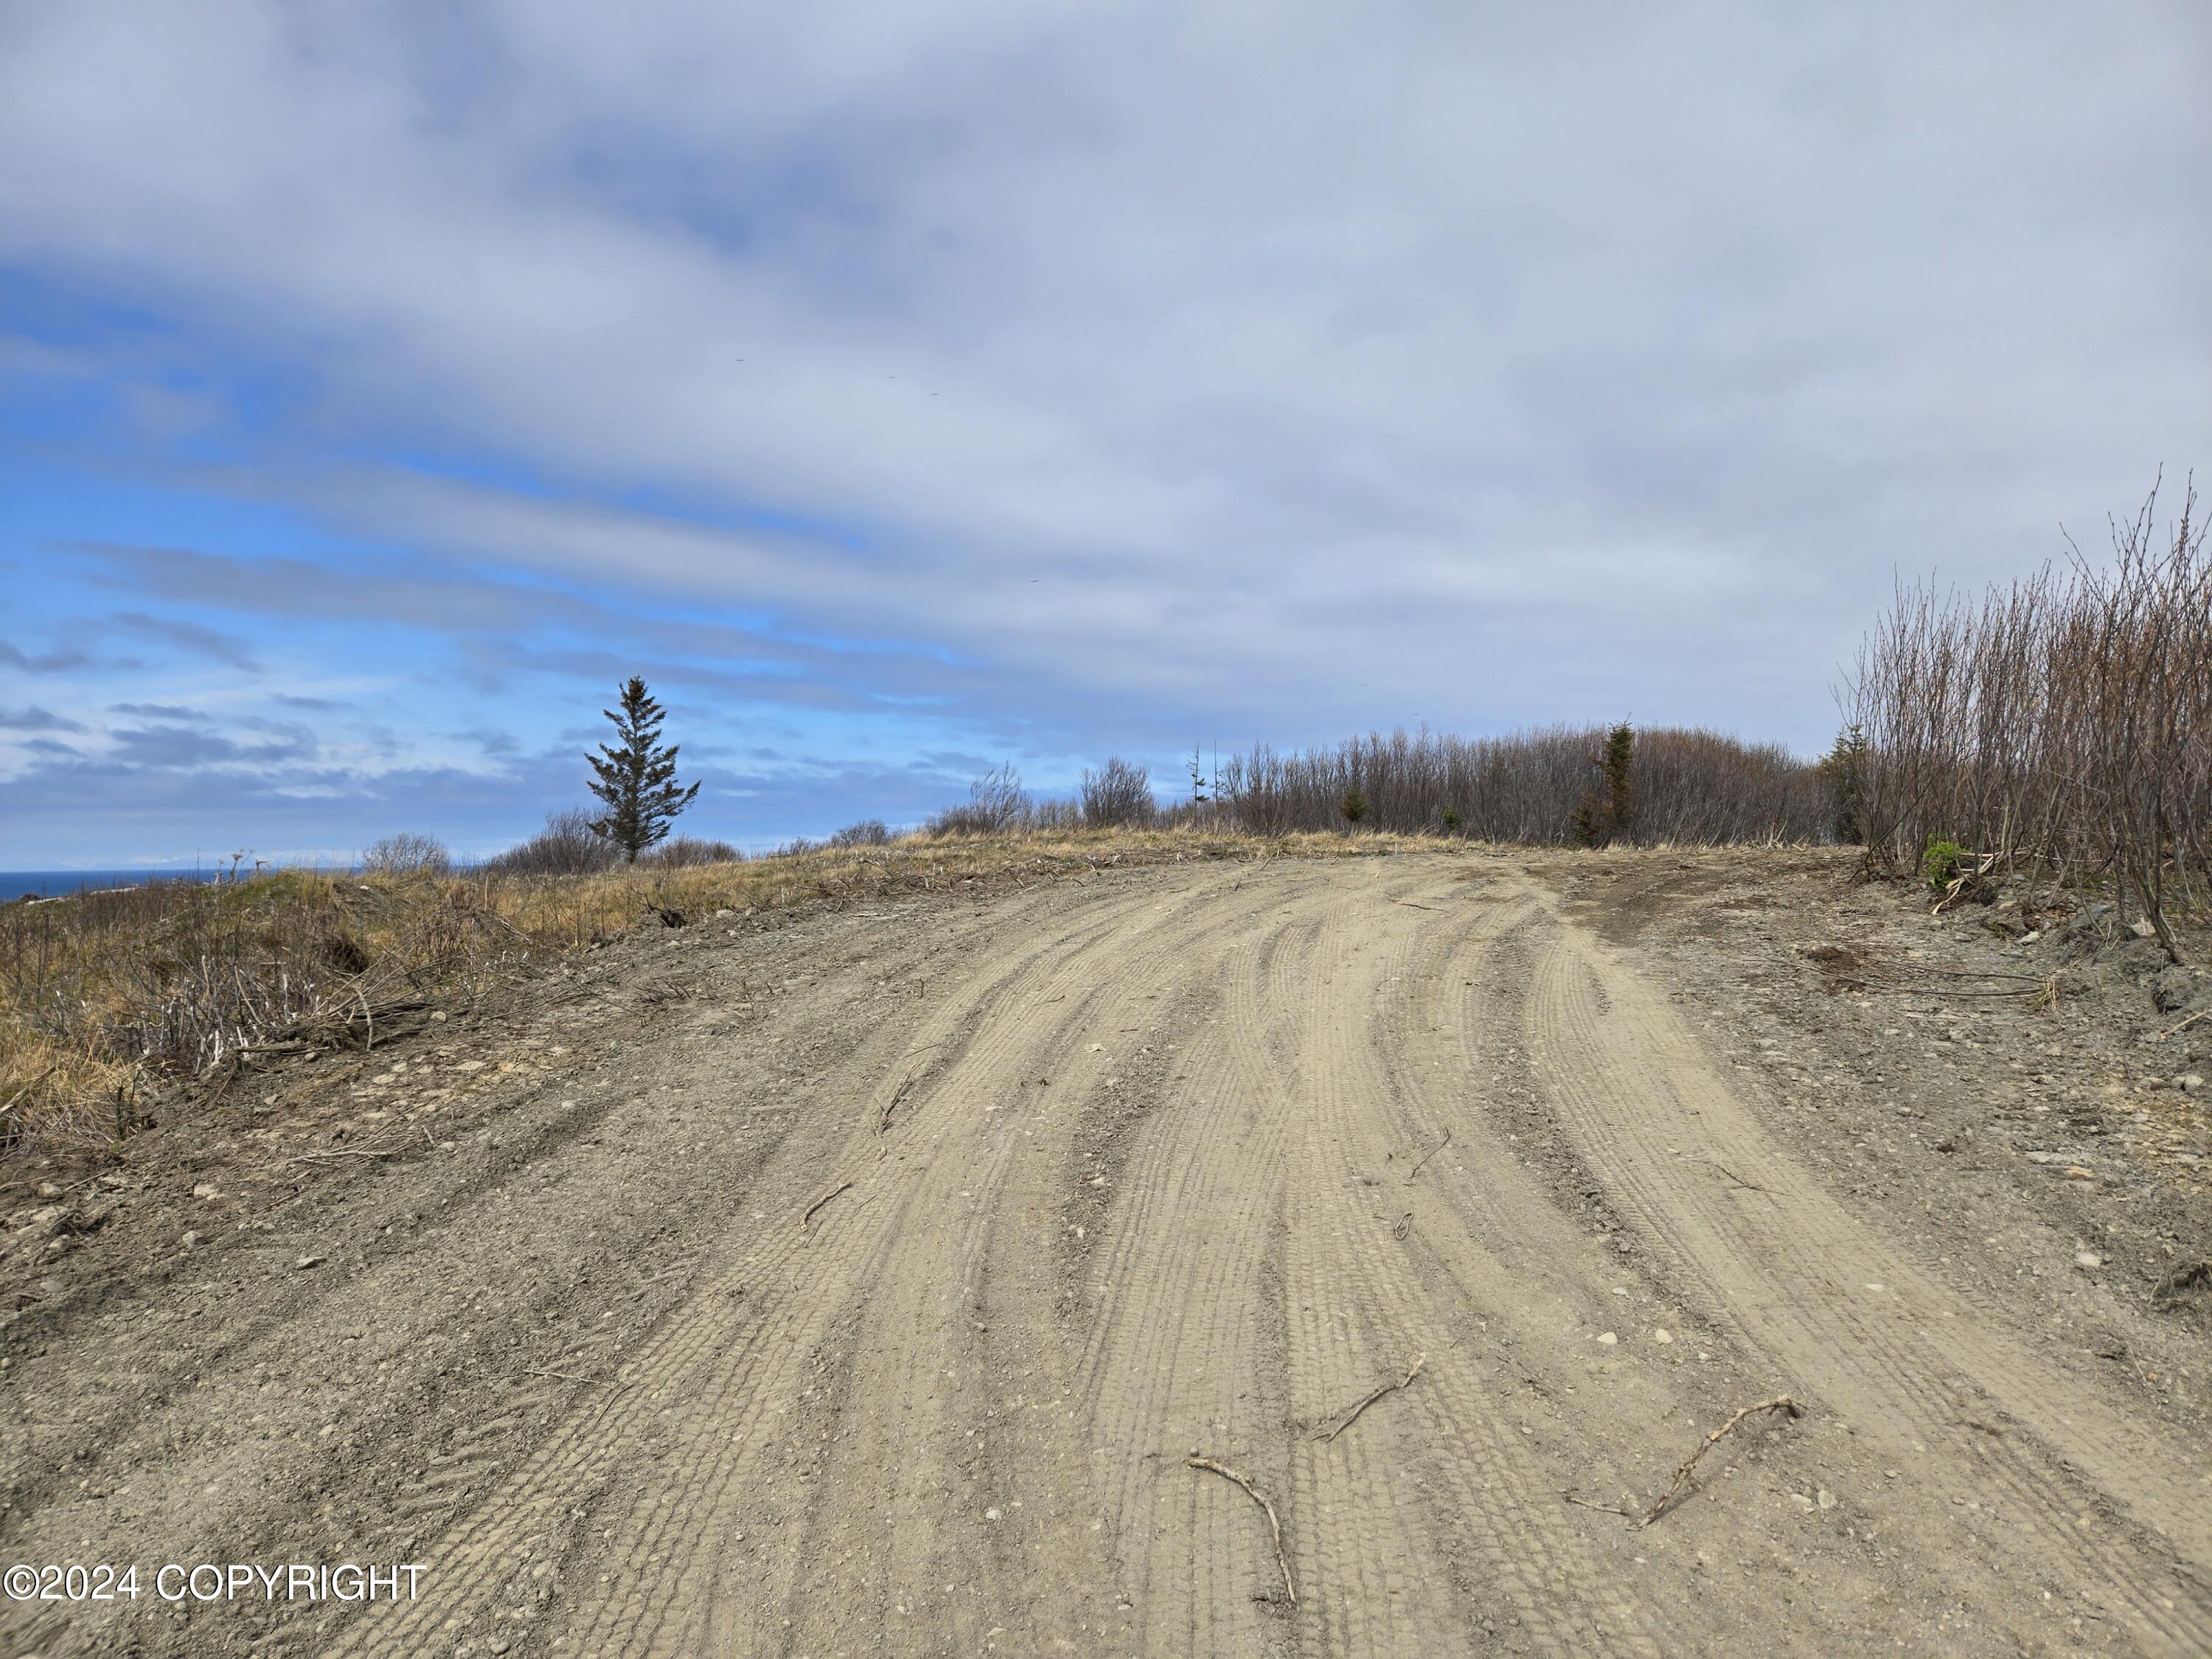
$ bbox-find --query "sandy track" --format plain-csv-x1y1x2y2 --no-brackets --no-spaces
5,854,2208,1655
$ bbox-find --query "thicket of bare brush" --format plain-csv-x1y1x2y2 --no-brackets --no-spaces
0,830,1406,1154
920,729,1825,844
1843,478,2208,959
1197,726,1825,842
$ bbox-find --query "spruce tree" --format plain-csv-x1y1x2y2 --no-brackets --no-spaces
1817,723,1871,844
1571,722,1635,846
586,678,701,862
1599,721,1635,840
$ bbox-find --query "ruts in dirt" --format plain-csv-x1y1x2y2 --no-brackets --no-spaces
4,854,2208,1656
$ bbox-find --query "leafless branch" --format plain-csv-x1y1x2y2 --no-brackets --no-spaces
1316,1354,1426,1443
1187,1456,1296,1605
1643,1396,1802,1526
799,1180,855,1231
1405,1129,1453,1183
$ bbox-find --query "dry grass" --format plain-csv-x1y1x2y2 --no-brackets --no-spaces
0,827,1430,1156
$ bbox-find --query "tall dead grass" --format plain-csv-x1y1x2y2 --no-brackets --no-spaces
0,871,540,1149
1843,476,2209,956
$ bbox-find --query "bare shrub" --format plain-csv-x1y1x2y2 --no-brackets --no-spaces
361,832,452,877
928,763,1030,836
646,835,744,867
1197,726,1823,844
1028,796,1082,830
1080,757,1157,828
484,809,619,877
1843,475,2209,956
829,818,893,847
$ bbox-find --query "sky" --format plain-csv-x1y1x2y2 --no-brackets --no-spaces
2,3,2206,866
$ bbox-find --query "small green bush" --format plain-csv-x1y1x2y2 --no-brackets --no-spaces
1341,787,1368,825
1440,807,1462,834
1921,835,1968,891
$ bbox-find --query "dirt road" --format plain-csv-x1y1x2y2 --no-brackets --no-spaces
5,852,2210,1655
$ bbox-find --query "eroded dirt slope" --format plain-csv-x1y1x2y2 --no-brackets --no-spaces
3,849,2209,1656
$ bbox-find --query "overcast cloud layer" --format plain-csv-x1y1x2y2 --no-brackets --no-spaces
3,2,2206,864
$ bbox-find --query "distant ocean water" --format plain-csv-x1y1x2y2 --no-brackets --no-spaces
0,869,213,902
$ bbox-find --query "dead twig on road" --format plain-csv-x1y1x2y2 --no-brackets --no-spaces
1405,1128,1453,1184
1392,900,1439,912
1316,1354,1426,1443
288,1148,398,1164
1562,1492,1635,1517
799,1180,854,1231
2156,1006,2212,1043
1703,1159,1767,1194
1643,1396,1801,1527
1391,1211,1413,1240
1186,1456,1296,1606
877,1071,917,1135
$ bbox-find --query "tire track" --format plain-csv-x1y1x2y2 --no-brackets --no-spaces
323,866,1285,1658
1515,888,2212,1654
320,874,1191,1656
739,872,1301,1657
1276,866,1661,1657
1068,874,1332,1655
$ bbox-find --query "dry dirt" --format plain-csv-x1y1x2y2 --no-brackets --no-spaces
3,846,2211,1657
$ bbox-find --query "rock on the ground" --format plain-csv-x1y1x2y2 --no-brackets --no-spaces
2153,967,2197,1015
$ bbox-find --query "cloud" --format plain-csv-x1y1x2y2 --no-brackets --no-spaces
107,611,261,669
0,704,86,731
106,700,205,720
453,725,521,758
106,720,316,770
65,540,1014,723
0,1,2205,863
0,641,94,675
0,703,87,734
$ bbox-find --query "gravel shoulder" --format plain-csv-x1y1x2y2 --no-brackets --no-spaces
3,846,2208,1656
